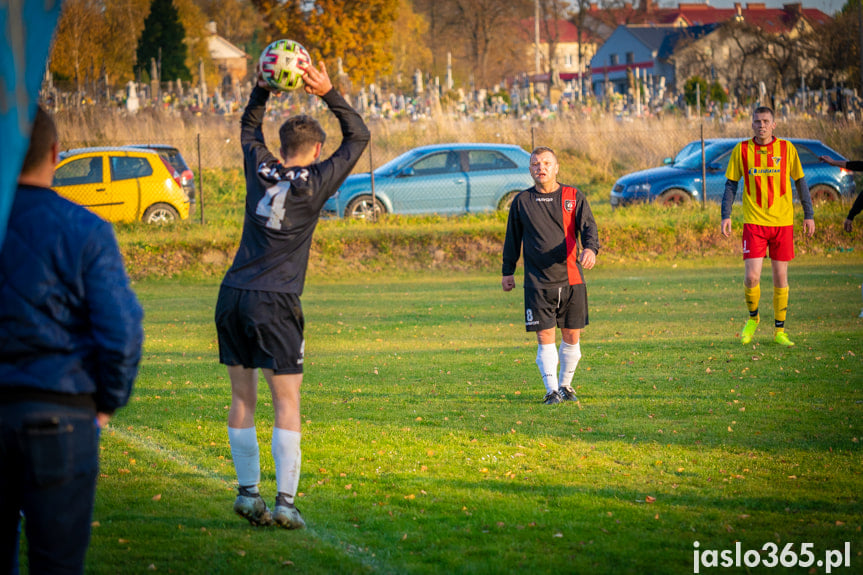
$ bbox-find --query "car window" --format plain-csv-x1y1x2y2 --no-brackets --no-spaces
467,150,516,172
52,157,103,186
160,150,187,172
376,149,425,175
673,142,700,163
112,156,153,181
412,152,461,175
675,144,732,170
710,150,733,171
794,144,819,165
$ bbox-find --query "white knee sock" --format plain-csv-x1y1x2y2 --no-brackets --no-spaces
228,426,260,491
272,428,302,503
536,343,559,393
558,341,582,389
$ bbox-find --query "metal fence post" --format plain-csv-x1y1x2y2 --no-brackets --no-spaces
700,123,706,209
370,142,377,222
197,133,204,224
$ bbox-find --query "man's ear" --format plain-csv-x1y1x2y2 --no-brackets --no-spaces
313,142,323,161
51,141,60,167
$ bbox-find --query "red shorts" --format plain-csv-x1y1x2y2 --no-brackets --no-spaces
741,224,794,261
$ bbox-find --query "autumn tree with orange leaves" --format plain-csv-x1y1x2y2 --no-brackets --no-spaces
251,0,399,86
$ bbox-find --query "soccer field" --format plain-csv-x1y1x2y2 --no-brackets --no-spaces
70,258,863,574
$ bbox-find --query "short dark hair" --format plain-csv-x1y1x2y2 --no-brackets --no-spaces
21,104,58,175
279,115,326,159
752,106,774,120
530,146,557,161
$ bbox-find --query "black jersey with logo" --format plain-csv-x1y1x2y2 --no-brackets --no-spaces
502,185,599,288
221,87,370,294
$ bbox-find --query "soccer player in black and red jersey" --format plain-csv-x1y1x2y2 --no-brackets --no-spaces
820,154,863,316
215,61,369,528
502,147,600,405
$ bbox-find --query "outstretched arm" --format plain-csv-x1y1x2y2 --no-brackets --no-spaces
720,178,738,237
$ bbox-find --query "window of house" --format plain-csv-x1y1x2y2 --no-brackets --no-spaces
610,54,619,66
626,52,634,64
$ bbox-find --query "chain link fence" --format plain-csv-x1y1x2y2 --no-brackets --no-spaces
53,108,860,224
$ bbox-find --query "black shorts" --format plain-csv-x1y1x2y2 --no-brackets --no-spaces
523,284,588,332
215,285,305,374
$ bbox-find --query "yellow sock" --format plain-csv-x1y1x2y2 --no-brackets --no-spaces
744,284,760,321
774,286,789,333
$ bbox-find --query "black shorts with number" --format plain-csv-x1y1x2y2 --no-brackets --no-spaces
215,285,305,374
523,284,588,332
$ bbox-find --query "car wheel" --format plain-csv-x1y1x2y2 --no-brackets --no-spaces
345,196,385,220
498,191,519,211
810,184,839,204
143,203,180,224
657,188,691,206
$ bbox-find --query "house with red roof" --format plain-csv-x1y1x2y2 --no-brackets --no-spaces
586,2,831,102
519,19,602,87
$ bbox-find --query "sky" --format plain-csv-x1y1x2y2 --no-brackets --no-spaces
693,0,848,15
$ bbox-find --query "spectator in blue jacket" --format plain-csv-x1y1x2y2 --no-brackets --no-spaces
0,105,144,574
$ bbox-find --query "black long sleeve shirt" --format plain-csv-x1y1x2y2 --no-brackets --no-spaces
221,87,370,294
502,185,599,289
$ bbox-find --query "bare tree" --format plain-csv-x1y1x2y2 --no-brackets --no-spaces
811,6,861,91
103,0,151,85
415,0,530,88
51,0,106,94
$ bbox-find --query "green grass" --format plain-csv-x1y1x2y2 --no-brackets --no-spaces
118,196,862,281
26,257,863,574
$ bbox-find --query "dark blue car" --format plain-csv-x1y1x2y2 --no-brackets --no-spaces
610,138,855,207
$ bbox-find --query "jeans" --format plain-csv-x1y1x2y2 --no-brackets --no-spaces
0,401,99,575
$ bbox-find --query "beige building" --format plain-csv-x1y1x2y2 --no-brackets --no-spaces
206,22,249,91
522,18,599,89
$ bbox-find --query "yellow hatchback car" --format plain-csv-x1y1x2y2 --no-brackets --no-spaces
52,147,191,223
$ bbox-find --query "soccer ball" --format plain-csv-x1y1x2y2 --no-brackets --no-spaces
259,39,311,91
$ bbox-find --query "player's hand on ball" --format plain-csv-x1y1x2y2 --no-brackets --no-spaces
255,63,274,91
844,218,853,233
579,249,596,270
502,275,516,292
302,61,334,97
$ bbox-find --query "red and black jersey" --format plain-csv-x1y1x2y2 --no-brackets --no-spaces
502,185,600,288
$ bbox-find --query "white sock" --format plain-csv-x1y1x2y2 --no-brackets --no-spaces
536,343,559,393
273,428,302,504
558,341,582,389
228,426,260,490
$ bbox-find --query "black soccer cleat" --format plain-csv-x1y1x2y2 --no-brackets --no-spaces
558,386,578,402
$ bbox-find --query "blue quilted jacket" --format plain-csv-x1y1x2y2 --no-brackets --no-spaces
0,185,143,413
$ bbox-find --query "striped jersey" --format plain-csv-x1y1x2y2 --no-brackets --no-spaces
725,137,804,226
502,185,599,288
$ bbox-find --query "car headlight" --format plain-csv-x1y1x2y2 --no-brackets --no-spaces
625,183,651,194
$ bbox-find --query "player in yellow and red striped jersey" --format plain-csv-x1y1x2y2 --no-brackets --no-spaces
721,106,815,347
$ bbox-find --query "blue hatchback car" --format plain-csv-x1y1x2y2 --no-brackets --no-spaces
610,138,855,207
322,143,534,218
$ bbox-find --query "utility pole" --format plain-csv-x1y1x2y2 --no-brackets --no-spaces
535,0,541,75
